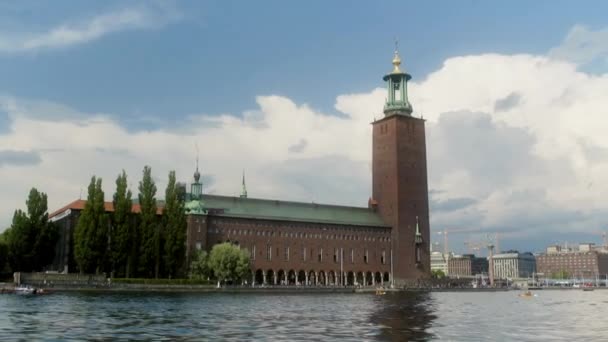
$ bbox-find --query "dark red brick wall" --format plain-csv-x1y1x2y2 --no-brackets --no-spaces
186,215,392,285
372,114,431,284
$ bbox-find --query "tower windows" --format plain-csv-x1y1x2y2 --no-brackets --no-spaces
318,248,323,262
267,245,272,261
334,248,339,263
381,250,386,264
285,246,290,261
364,250,369,264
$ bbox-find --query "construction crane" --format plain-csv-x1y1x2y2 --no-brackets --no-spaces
436,227,488,256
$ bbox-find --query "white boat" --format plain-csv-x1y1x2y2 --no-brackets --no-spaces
14,285,35,295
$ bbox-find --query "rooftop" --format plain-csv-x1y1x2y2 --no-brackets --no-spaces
48,195,389,228
201,194,388,227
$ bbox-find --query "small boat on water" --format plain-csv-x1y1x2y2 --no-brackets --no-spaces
13,285,48,295
14,285,36,295
518,290,536,298
375,288,386,296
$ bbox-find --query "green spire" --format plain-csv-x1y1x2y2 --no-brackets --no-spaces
382,42,413,116
415,216,423,244
191,145,203,199
240,170,248,198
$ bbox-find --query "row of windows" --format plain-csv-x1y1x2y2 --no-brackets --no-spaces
207,227,391,243
212,218,386,232
256,246,388,265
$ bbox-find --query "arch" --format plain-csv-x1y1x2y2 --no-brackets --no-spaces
255,269,264,285
347,271,355,286
277,269,286,285
308,270,317,286
375,272,382,284
356,272,364,286
366,271,373,286
266,269,275,285
318,271,326,286
298,270,306,285
328,271,336,286
383,272,390,283
288,270,297,285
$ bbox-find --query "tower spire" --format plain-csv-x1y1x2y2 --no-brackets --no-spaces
240,169,248,198
383,43,412,116
191,143,202,199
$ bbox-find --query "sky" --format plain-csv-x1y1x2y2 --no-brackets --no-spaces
2,0,608,254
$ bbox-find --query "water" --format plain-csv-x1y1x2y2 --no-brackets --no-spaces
0,290,606,341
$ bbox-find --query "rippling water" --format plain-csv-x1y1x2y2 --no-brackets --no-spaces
0,290,606,341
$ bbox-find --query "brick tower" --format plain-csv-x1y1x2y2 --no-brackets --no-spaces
372,48,430,285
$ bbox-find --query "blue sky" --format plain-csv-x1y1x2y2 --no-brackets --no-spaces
2,0,608,253
1,0,606,123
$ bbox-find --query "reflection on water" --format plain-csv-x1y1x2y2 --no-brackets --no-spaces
0,290,606,341
370,292,436,341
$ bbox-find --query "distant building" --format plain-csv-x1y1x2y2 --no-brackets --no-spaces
430,251,448,275
492,251,536,279
536,243,608,279
447,254,489,277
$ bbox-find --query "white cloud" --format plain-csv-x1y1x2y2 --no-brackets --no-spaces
0,5,180,53
2,26,608,252
549,25,608,68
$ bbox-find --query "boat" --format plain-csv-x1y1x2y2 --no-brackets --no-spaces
14,285,35,295
582,283,594,291
375,287,386,296
518,290,535,298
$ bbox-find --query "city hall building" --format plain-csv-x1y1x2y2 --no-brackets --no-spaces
49,50,431,287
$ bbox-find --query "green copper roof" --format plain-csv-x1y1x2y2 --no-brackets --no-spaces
200,194,388,227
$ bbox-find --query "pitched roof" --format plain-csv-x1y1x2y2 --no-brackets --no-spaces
48,195,388,228
48,199,164,219
201,194,388,227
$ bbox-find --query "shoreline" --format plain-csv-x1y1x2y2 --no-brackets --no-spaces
3,283,606,294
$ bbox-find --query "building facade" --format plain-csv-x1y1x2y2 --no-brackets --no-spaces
492,252,536,279
536,244,608,279
48,50,431,286
430,251,448,275
447,254,488,277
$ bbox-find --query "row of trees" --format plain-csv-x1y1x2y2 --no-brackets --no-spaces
189,242,251,286
1,189,59,273
74,166,187,278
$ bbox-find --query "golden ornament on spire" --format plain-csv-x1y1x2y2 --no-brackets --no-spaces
392,50,402,73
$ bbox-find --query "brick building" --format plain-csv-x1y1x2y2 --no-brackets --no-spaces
536,244,608,279
48,49,431,286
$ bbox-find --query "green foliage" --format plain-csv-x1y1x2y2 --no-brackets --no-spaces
74,177,109,274
0,229,9,273
112,277,212,285
111,170,134,277
552,270,570,279
138,166,159,278
431,269,446,279
189,250,211,280
208,243,250,284
163,170,187,278
6,188,58,272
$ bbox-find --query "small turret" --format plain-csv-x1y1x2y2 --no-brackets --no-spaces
240,170,248,198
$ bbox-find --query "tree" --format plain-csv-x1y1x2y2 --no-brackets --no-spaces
189,250,211,280
208,243,250,286
6,188,58,272
552,270,570,279
111,170,133,278
138,166,158,278
0,229,10,273
163,170,187,278
74,177,109,274
431,269,446,279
